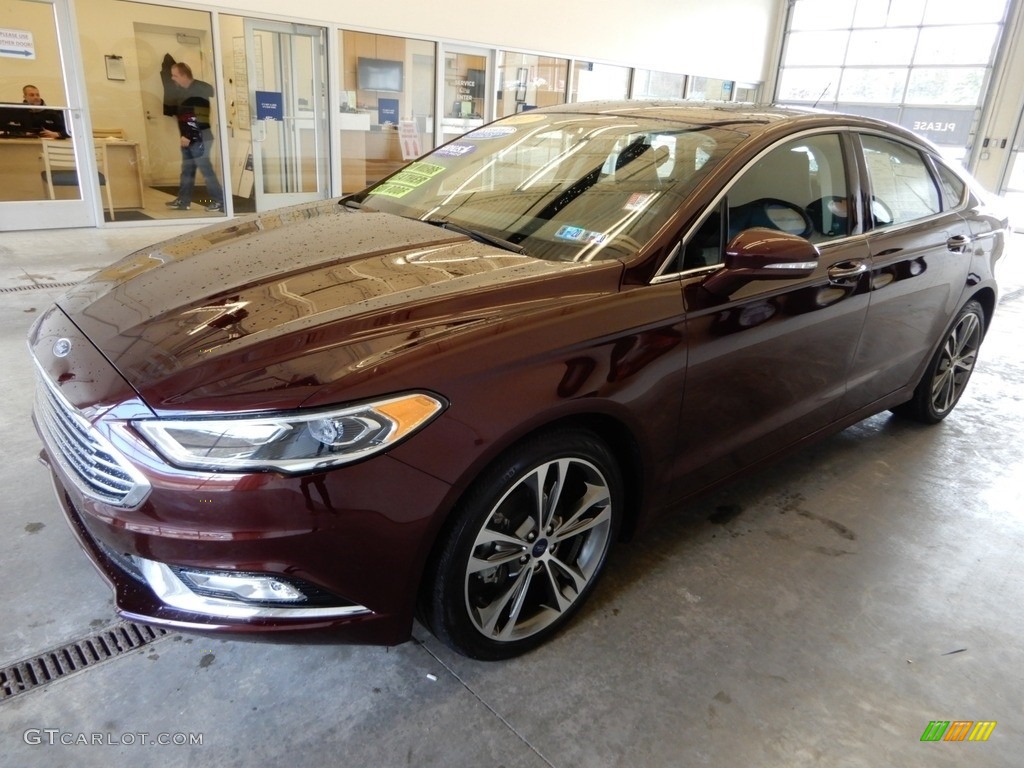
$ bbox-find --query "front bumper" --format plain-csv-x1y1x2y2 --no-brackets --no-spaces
36,428,451,645
29,309,453,646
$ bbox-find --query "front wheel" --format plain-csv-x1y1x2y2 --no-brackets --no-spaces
892,299,986,424
422,429,622,660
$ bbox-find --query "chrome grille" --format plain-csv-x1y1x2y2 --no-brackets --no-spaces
34,369,150,507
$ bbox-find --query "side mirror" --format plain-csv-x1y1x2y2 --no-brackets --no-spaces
702,227,820,296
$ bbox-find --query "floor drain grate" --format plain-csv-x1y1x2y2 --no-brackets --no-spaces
0,621,172,703
0,281,80,294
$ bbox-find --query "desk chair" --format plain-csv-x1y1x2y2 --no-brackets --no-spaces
40,141,116,221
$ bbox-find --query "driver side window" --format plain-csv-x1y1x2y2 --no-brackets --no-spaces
679,133,849,273
728,134,850,243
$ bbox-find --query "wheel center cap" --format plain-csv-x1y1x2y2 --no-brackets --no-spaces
531,538,549,558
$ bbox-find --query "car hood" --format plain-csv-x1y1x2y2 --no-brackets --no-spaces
56,202,619,413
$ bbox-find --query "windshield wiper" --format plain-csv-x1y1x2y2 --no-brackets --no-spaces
422,218,526,255
339,196,368,210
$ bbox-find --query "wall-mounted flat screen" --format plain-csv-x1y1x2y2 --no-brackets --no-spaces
357,58,404,92
466,69,486,99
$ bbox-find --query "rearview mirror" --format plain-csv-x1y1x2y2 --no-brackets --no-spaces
702,227,820,296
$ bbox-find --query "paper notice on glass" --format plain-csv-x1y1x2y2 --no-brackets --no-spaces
399,120,422,160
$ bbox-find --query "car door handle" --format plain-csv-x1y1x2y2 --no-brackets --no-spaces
827,260,868,284
947,234,970,253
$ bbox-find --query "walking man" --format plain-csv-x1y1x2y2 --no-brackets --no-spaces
167,62,224,212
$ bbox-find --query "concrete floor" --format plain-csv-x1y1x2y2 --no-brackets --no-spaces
1,224,1022,767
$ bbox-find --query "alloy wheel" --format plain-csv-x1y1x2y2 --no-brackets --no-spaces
929,310,982,416
464,456,613,643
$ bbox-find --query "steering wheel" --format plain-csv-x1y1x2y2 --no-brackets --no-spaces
757,198,814,238
729,197,813,239
870,197,895,227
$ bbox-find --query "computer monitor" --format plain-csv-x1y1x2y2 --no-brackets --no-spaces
0,104,33,137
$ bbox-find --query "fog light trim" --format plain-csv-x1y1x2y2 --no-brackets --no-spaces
135,558,370,620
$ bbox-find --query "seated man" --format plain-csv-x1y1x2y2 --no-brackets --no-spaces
21,84,69,139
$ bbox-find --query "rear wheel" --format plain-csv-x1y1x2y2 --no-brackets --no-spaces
422,429,621,660
892,300,985,424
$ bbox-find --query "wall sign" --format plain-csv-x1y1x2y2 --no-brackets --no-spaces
0,28,35,59
254,90,283,121
398,120,422,160
899,107,974,146
378,98,399,125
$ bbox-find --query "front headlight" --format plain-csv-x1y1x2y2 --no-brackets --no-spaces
133,392,446,473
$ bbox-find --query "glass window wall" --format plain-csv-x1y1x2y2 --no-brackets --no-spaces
338,30,435,193
687,76,735,101
3,0,765,231
631,69,686,100
1,0,221,222
496,51,569,118
570,61,631,102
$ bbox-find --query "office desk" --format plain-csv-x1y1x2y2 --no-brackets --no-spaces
0,138,144,208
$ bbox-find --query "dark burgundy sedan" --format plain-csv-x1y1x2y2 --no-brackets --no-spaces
30,103,1007,659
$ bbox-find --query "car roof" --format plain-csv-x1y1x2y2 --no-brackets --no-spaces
526,100,936,151
541,100,802,125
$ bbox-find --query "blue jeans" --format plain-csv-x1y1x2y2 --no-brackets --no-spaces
177,130,224,205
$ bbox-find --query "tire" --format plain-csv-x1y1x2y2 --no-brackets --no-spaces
422,429,622,660
892,299,986,424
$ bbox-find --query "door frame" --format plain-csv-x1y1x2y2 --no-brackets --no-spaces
243,18,329,212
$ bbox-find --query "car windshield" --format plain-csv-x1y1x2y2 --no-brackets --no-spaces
349,112,747,262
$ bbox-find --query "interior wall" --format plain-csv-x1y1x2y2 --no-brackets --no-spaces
209,0,783,84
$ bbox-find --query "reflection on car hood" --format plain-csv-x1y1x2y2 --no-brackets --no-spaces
58,201,613,412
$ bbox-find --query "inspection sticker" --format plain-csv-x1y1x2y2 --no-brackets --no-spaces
555,225,607,244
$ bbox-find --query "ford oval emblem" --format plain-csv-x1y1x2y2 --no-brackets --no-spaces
52,338,72,358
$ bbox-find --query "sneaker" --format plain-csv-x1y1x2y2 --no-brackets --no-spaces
166,200,191,210
205,202,224,212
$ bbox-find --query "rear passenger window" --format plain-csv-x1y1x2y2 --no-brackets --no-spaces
861,135,941,227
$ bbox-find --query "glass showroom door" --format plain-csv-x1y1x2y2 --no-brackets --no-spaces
244,19,328,211
1,0,97,231
441,46,491,145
